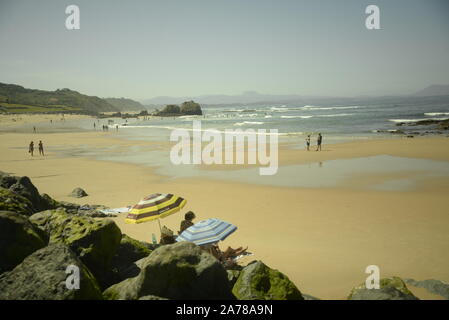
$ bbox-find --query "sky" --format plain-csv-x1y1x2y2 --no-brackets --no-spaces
0,0,449,101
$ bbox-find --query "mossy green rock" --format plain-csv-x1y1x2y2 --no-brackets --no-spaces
29,209,122,288
113,234,153,266
104,242,234,300
348,276,419,300
111,234,154,281
232,261,303,300
0,173,59,213
0,243,103,300
0,187,34,216
0,211,49,274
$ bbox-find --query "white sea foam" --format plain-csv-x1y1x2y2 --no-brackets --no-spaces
302,106,361,111
234,121,265,126
389,117,449,123
280,115,313,119
424,112,449,116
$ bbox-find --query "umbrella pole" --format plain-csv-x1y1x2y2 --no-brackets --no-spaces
157,218,162,233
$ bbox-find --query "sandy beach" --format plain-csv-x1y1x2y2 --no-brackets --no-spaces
1,114,449,299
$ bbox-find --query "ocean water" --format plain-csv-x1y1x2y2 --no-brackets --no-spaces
112,96,449,144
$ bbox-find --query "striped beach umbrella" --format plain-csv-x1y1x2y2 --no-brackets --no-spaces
125,193,186,225
176,218,237,246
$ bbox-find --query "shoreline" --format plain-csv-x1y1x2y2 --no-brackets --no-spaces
1,115,449,299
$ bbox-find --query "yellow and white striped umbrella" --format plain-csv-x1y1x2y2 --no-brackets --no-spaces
125,193,186,224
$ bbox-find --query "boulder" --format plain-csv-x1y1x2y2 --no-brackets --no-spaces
0,172,57,213
103,242,234,300
348,276,419,300
29,209,122,289
0,243,103,300
404,278,449,300
0,211,49,274
232,261,303,300
69,187,88,198
227,269,241,288
0,187,35,216
110,234,154,283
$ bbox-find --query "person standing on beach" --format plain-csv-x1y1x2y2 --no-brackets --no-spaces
316,133,322,151
38,140,44,156
33,126,36,133
29,141,34,156
306,135,311,151
94,122,96,130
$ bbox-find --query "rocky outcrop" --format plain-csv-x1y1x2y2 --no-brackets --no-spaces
111,234,155,282
104,242,234,300
0,211,49,274
404,278,449,300
231,261,303,300
0,243,103,300
69,187,88,198
0,187,35,216
29,209,122,288
154,101,202,117
0,172,58,213
348,276,419,300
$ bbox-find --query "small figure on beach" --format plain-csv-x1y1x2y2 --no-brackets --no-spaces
316,133,322,151
33,126,36,133
306,135,311,151
38,140,44,156
93,122,96,129
28,141,34,156
179,211,196,234
160,226,176,245
116,125,118,131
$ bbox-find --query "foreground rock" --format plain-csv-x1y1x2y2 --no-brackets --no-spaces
404,278,449,300
0,187,35,216
0,211,49,274
0,172,58,213
69,187,88,198
348,277,419,300
232,261,303,300
29,209,122,288
0,243,103,300
104,242,234,300
111,234,156,282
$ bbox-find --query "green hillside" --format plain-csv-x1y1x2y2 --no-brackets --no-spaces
0,83,118,114
103,97,146,111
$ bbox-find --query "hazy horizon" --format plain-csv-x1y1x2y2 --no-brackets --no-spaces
1,0,449,101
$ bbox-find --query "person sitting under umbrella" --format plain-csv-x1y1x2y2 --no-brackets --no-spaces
179,211,196,234
160,226,176,245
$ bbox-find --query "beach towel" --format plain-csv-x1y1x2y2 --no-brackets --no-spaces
99,206,131,215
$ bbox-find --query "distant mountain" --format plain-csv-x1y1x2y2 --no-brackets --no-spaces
414,85,449,97
103,97,146,111
0,82,118,114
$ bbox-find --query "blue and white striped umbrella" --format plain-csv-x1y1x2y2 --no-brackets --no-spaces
176,218,237,246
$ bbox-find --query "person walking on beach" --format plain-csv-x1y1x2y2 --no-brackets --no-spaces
306,135,311,151
94,122,96,130
179,211,196,234
316,133,322,151
33,126,36,133
28,141,34,157
38,140,44,156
